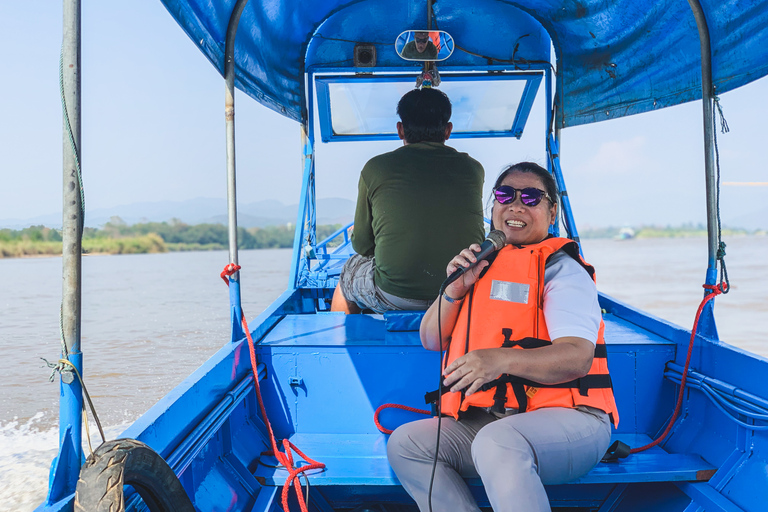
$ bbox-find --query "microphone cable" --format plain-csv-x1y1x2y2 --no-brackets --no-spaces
427,284,448,512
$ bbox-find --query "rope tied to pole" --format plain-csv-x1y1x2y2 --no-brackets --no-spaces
221,263,325,512
713,95,730,134
712,94,731,295
42,357,106,458
220,263,241,284
629,281,727,454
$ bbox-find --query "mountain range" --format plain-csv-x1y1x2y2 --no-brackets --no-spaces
0,197,355,230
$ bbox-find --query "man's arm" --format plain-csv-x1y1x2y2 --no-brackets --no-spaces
351,173,375,256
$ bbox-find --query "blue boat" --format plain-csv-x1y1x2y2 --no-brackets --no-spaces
41,1,768,511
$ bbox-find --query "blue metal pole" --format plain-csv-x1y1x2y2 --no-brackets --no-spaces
548,135,583,256
51,0,84,504
686,0,719,340
223,0,249,342
289,129,314,289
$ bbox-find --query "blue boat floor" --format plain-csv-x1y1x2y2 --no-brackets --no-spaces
253,433,715,487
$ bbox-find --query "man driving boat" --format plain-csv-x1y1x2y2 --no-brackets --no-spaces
331,88,485,314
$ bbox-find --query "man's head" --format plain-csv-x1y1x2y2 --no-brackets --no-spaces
396,88,453,144
414,31,430,53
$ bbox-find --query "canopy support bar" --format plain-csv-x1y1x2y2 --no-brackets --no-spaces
687,0,720,339
686,0,718,277
54,0,84,502
224,0,249,342
224,0,249,271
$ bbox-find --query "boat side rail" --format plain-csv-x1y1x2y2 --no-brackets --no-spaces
665,363,768,430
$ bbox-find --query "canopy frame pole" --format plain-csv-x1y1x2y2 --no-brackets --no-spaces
686,0,718,276
224,0,249,342
53,0,85,502
687,0,720,339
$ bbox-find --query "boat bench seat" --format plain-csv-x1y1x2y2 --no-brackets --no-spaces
253,432,716,488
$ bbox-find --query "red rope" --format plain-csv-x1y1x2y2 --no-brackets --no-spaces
374,403,431,435
221,264,324,512
630,282,727,454
220,263,241,284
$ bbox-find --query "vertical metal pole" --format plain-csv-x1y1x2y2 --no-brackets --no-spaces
52,0,84,501
224,0,249,342
687,0,720,339
224,0,249,272
687,0,718,276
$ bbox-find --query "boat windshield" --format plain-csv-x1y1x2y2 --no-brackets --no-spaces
315,73,542,142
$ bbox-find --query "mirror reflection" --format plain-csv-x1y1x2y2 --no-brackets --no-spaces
396,30,454,61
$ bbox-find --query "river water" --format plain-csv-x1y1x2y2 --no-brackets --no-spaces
1,238,766,510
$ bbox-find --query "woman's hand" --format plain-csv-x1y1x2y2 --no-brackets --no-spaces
444,244,489,300
443,348,508,396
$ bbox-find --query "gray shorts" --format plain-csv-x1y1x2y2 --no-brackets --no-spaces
339,254,433,314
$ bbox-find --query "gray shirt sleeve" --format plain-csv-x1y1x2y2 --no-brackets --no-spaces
542,251,601,345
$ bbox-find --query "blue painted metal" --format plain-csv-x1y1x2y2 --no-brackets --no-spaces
676,482,746,512
314,73,543,143
48,351,83,509
289,134,314,290
228,277,245,343
548,135,581,252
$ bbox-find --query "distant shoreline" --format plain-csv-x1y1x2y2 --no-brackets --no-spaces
1,222,764,259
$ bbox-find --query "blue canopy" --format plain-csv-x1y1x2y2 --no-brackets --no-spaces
161,0,768,128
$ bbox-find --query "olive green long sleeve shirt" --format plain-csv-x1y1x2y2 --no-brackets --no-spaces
351,142,485,300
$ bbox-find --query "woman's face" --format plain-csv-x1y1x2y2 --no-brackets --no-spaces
492,171,556,246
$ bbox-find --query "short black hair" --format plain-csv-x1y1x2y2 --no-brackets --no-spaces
396,88,452,143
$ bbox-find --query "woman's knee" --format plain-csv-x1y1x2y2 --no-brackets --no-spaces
387,421,433,469
471,421,535,476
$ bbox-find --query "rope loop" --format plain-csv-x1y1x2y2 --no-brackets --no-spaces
374,403,431,434
220,263,242,285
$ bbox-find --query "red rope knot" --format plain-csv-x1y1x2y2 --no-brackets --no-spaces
374,403,431,434
703,282,728,296
220,263,242,285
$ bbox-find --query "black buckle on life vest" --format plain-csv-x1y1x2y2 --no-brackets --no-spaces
491,329,517,414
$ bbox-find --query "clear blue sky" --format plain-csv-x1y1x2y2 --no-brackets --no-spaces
1,2,766,228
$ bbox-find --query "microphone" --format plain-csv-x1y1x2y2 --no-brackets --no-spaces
441,230,506,289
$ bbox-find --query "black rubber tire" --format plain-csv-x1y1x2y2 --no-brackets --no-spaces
74,438,195,512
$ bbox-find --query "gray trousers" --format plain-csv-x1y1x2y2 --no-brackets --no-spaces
387,406,612,512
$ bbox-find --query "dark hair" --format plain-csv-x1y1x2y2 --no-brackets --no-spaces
396,88,452,143
492,162,558,203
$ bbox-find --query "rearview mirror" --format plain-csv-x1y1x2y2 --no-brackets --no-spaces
396,30,454,62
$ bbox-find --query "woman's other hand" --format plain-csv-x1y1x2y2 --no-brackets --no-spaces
444,243,489,300
443,348,506,396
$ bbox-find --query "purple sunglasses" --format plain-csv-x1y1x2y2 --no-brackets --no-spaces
494,185,551,207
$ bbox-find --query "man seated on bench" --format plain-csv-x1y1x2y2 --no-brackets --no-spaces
331,87,485,314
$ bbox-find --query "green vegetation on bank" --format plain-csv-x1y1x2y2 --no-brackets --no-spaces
0,219,343,258
580,223,763,239
3,220,764,258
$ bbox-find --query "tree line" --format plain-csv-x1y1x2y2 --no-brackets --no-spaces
0,218,343,257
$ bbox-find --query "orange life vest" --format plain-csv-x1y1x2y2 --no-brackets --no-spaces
440,238,619,427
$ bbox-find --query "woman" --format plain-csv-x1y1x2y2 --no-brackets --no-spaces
387,162,618,512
